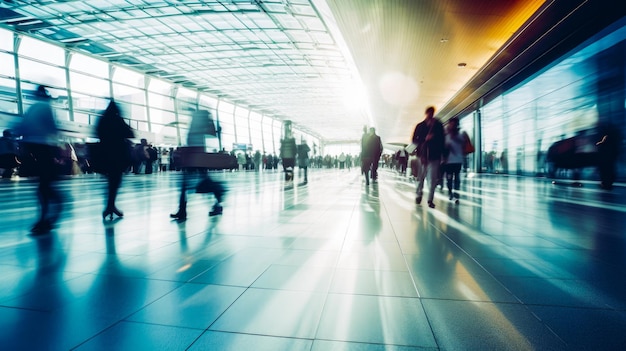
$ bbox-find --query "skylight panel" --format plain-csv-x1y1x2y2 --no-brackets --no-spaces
180,20,205,32
262,3,288,13
263,29,290,43
247,12,276,29
144,6,182,17
302,16,325,31
286,30,312,43
274,13,301,29
204,12,239,30
310,31,334,45
289,4,316,16
45,3,81,13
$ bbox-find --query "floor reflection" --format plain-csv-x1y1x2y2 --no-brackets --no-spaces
0,170,625,349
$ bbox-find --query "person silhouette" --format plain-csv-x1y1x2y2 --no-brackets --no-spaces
96,100,135,219
170,109,225,220
17,85,63,234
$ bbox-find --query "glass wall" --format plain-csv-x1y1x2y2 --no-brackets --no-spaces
69,53,110,125
148,79,177,145
476,20,625,181
217,101,236,151
234,105,250,146
112,66,148,132
272,119,282,155
18,36,70,121
262,116,275,154
249,111,263,152
458,111,476,173
0,28,330,155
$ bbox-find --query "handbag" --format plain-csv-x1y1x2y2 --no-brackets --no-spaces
463,133,475,155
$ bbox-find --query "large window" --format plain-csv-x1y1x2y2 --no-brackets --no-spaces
262,116,274,153
0,52,17,114
0,28,13,51
272,118,282,155
217,101,235,151
18,37,65,65
70,53,109,77
249,111,263,152
234,105,249,145
176,87,197,143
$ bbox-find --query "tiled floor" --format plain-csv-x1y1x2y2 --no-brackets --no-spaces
1,168,626,350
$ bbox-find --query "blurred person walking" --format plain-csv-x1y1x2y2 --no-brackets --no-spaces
132,139,149,174
443,117,466,204
362,127,383,185
297,139,311,184
0,129,19,178
171,109,225,220
16,85,63,234
280,121,297,184
96,100,135,219
412,106,445,208
360,125,368,180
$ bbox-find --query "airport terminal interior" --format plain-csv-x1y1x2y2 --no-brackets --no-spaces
1,0,626,350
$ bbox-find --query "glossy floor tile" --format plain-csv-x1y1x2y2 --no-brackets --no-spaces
1,169,625,350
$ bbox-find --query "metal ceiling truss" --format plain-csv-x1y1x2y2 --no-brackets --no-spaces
1,0,369,140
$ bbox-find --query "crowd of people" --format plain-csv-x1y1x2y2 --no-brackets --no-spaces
1,89,619,234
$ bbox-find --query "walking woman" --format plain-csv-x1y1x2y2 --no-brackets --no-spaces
443,117,466,204
96,100,134,219
17,85,63,234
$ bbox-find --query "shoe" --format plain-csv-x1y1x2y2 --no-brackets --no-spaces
428,201,435,208
103,207,124,220
209,205,223,216
170,210,187,220
415,195,422,204
449,191,453,200
31,220,52,235
112,208,124,217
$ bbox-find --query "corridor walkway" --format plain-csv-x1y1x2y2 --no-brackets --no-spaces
1,168,625,350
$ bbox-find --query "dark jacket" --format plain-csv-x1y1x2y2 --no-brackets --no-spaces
96,101,135,172
297,142,311,167
412,119,445,161
280,137,297,159
364,133,383,159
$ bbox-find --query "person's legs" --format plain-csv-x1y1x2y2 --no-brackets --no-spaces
371,161,379,181
452,164,461,193
361,158,371,185
444,164,453,199
416,159,427,203
426,160,440,207
171,169,191,219
203,173,224,216
450,163,462,202
30,144,61,233
283,159,295,181
105,171,123,217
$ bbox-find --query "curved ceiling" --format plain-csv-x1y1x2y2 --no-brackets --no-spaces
0,0,545,144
